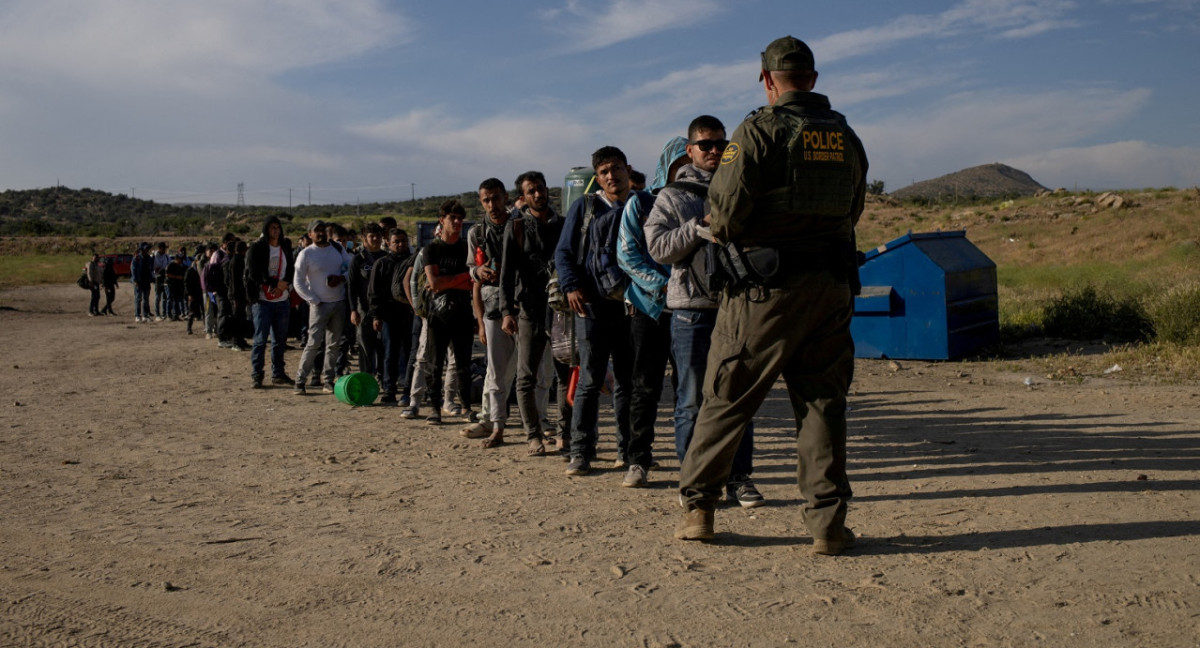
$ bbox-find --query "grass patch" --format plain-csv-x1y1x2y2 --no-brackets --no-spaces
0,254,88,289
1149,283,1200,345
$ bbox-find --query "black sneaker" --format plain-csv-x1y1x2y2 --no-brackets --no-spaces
726,477,766,509
293,382,306,395
426,411,442,425
252,377,264,389
271,375,291,386
379,394,397,405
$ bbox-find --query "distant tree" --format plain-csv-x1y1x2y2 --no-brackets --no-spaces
867,179,886,195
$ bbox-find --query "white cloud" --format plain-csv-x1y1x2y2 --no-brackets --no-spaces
856,86,1152,188
543,0,724,52
1004,141,1200,189
0,0,409,92
813,0,1079,63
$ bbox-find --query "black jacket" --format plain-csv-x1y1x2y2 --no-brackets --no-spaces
244,215,295,302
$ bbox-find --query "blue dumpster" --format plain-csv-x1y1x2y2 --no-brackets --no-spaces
852,230,998,360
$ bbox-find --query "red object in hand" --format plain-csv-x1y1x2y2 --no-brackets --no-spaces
567,366,580,406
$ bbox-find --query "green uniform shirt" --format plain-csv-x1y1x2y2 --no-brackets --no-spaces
709,90,868,251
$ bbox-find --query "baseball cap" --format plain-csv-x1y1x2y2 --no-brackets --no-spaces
759,36,815,80
308,219,327,233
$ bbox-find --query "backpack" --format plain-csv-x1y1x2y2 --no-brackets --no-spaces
389,253,416,306
203,255,226,296
409,248,434,318
577,192,637,301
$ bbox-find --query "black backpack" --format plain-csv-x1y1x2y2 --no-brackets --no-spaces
578,192,644,301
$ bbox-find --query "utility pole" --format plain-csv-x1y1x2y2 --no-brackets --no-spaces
411,183,415,202
308,183,312,205
237,183,245,210
288,188,292,208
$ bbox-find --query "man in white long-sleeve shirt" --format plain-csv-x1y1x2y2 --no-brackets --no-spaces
292,219,351,395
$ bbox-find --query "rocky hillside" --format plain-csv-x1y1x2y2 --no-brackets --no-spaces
890,163,1048,202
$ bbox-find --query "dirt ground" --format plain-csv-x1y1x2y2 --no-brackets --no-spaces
1,283,1197,647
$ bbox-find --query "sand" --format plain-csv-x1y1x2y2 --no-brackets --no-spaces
1,283,1197,647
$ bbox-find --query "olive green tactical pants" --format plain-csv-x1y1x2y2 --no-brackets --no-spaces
678,269,854,540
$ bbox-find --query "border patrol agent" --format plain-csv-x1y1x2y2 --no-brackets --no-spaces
674,36,868,556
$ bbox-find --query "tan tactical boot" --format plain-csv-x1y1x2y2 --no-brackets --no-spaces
674,507,715,541
812,528,856,556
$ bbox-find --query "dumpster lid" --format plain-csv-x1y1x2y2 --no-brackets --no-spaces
862,230,966,262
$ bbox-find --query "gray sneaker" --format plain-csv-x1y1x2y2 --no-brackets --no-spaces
399,406,420,419
564,457,590,476
621,464,648,488
293,382,306,395
726,477,766,509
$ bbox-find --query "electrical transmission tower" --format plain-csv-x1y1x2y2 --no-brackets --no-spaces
237,182,245,209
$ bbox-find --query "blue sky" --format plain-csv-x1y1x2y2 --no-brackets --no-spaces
0,0,1197,206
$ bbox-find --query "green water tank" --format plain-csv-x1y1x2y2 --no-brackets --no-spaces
563,167,595,215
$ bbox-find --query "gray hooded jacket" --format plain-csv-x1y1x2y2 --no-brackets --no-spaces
644,163,717,310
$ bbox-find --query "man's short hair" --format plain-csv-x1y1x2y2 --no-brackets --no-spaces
770,69,817,89
364,223,384,237
629,169,646,186
388,228,409,241
479,177,506,194
221,233,237,244
688,115,725,140
514,171,546,191
330,224,348,238
379,216,397,230
592,146,627,170
439,199,466,217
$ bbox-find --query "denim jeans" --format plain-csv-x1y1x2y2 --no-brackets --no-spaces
251,299,290,380
380,311,413,398
134,282,151,319
628,310,670,468
154,280,167,317
514,312,559,441
88,286,101,314
296,300,346,386
671,308,754,476
570,300,632,461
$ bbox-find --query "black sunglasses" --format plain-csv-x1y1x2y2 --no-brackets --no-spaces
689,139,729,153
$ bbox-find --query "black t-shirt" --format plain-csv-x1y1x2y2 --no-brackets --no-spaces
424,238,471,312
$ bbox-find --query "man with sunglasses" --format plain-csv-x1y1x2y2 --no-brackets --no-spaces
646,115,763,507
673,37,867,556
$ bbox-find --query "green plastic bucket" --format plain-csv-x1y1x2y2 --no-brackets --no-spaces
334,372,379,406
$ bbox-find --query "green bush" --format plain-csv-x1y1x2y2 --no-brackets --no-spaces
1041,285,1154,343
1150,283,1200,345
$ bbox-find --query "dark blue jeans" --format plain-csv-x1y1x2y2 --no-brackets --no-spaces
671,308,754,476
380,312,413,398
251,300,291,380
628,310,670,468
570,300,632,461
134,282,151,319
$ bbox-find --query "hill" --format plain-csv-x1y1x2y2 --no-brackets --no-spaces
890,163,1048,202
0,185,561,239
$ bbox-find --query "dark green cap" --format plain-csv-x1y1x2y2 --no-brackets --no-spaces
759,36,815,80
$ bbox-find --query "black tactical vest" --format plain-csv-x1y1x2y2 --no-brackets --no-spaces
758,104,860,228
